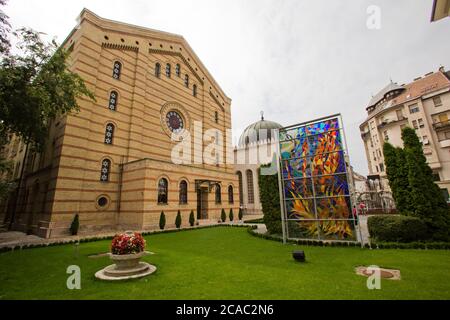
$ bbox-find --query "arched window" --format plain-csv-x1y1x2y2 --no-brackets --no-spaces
246,170,254,204
155,63,161,78
228,185,234,204
179,180,187,204
104,123,115,145
100,159,111,182
112,61,121,79
184,74,189,88
193,84,197,97
215,111,219,123
175,64,181,77
158,178,168,204
108,91,118,111
237,171,243,205
165,63,171,78
215,184,221,204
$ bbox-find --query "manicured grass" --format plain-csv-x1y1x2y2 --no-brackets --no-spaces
0,227,449,299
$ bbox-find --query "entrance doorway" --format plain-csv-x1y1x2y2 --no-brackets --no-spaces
197,187,209,219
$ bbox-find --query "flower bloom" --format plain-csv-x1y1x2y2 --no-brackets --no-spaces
111,232,146,255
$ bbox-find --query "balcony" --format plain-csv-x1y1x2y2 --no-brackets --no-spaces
377,116,408,129
360,131,370,140
439,139,450,148
433,120,450,131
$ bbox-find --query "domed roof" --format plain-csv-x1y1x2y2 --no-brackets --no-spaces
239,113,283,147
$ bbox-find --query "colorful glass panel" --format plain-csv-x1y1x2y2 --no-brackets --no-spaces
279,116,354,241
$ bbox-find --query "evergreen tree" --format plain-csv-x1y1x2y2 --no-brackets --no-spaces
238,207,243,221
229,208,234,222
70,214,79,235
189,210,195,226
402,127,449,240
383,142,410,212
175,210,182,229
159,211,166,230
259,165,282,234
221,208,226,222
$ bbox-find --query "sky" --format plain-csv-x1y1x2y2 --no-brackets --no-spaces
3,0,449,174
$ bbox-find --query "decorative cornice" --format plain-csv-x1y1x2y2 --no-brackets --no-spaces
102,42,139,52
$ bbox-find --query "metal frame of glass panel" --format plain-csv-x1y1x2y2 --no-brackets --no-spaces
277,114,358,243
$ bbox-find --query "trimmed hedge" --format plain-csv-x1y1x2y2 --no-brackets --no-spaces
258,165,282,234
367,215,429,242
221,209,226,222
70,214,79,236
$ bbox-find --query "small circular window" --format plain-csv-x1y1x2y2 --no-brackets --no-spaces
96,196,109,210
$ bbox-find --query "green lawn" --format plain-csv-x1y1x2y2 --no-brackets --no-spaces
0,227,449,299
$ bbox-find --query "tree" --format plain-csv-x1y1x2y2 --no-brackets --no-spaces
0,0,10,55
238,207,243,221
259,165,282,234
70,214,79,235
384,127,449,240
175,210,182,229
0,1,12,199
401,127,449,240
189,210,195,227
221,209,226,222
383,142,410,212
229,208,234,222
159,211,166,230
0,28,95,151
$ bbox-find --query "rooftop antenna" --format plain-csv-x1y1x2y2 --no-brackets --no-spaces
260,110,264,121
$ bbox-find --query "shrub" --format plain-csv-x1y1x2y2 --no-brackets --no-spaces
175,210,182,229
221,209,226,222
70,214,79,235
189,210,195,227
259,165,282,234
159,211,166,230
368,215,429,242
229,209,234,222
238,207,243,221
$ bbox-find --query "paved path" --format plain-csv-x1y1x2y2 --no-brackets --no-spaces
357,215,371,245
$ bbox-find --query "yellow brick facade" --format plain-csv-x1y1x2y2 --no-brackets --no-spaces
1,9,240,237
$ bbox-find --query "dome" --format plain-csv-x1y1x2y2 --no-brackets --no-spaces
239,114,283,147
366,82,405,110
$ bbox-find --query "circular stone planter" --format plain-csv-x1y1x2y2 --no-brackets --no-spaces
95,251,157,281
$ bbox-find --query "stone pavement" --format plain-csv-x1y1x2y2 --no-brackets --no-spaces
356,215,371,245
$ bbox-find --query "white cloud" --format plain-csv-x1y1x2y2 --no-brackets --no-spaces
4,0,449,174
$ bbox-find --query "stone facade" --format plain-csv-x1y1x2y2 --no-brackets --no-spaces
359,67,450,200
0,9,239,237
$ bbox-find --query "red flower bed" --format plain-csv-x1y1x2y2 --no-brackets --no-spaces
111,232,146,255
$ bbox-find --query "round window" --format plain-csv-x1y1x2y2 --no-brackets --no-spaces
97,196,108,207
165,110,184,133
